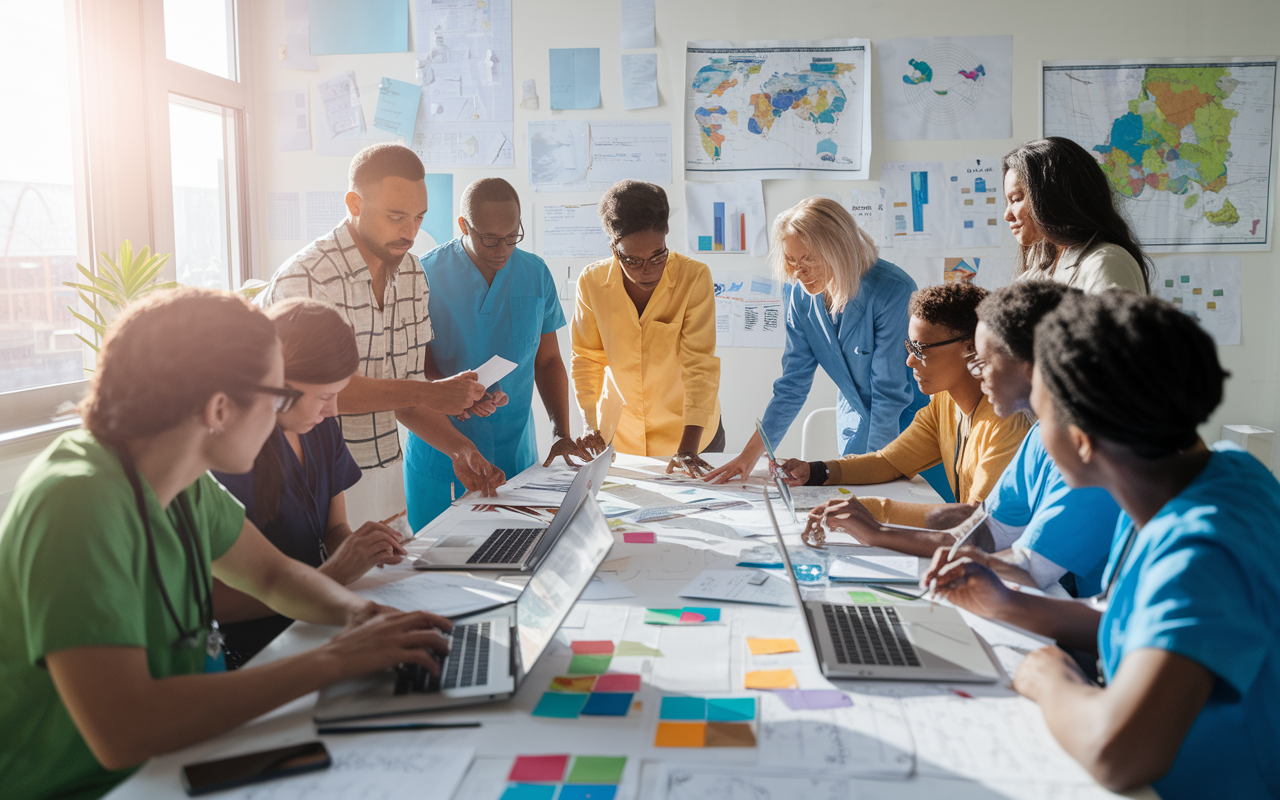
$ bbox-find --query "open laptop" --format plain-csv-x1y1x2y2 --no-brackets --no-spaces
414,445,613,571
755,419,797,523
314,493,616,723
763,486,999,683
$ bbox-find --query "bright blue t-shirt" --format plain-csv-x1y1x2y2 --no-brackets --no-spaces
1099,442,1280,798
404,240,566,529
989,421,1120,596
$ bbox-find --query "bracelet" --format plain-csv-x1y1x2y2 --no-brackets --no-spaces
806,460,828,486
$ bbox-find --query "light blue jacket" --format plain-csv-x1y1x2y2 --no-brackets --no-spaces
760,259,925,455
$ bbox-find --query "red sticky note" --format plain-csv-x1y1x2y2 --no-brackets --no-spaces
623,531,656,543
570,640,615,655
594,673,642,693
509,754,570,782
679,610,707,623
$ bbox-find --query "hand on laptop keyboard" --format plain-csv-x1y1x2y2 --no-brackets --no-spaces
321,609,453,682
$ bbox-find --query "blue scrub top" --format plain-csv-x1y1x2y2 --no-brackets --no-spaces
1099,442,1280,798
760,259,926,457
990,422,1120,596
405,239,566,484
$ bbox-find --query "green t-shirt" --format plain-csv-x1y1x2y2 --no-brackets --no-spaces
0,429,245,800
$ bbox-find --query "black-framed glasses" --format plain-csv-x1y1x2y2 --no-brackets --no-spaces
246,384,304,413
613,246,669,270
965,351,989,379
904,336,968,363
468,222,525,248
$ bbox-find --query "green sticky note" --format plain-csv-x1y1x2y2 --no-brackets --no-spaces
1213,289,1224,296
568,654,612,674
847,591,878,603
615,640,663,657
1181,275,1191,283
566,755,627,784
644,608,683,625
532,691,589,718
1165,279,1175,288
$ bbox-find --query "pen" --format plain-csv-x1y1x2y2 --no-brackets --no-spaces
866,583,928,601
317,722,482,735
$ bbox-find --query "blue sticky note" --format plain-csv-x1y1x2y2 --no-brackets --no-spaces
683,607,721,622
557,786,618,800
309,0,407,55
501,785,557,800
581,692,633,717
698,236,713,250
532,692,589,718
707,697,756,722
420,174,454,248
549,48,601,110
660,696,707,721
373,77,421,138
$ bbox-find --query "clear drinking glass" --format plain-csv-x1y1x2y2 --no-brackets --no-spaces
789,545,831,587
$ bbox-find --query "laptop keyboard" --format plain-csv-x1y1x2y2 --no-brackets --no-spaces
821,604,922,668
467,527,541,565
393,622,492,694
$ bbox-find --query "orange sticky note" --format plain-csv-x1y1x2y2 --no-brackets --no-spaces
655,721,707,747
745,669,797,689
747,637,799,655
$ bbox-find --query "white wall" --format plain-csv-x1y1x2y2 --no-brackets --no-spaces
247,0,1280,465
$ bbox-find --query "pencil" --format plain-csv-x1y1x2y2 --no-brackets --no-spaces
317,722,481,735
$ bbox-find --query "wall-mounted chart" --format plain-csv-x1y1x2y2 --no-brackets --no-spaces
877,36,1013,141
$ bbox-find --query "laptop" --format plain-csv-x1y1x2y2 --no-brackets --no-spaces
762,486,999,683
314,493,616,723
755,419,797,523
414,445,614,571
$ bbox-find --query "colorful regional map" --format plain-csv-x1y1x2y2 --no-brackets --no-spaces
1043,59,1276,250
685,41,870,178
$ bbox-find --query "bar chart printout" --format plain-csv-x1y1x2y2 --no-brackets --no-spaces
685,180,767,256
699,201,748,252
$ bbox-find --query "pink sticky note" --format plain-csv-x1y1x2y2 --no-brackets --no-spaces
623,531,656,543
594,673,642,693
679,610,707,623
570,640,615,655
508,754,570,782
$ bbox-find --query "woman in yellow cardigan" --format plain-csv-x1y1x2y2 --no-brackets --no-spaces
572,180,723,477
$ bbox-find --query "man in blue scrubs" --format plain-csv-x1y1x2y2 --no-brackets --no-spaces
404,178,581,529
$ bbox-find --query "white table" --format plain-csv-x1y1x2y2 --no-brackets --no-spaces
107,454,1152,800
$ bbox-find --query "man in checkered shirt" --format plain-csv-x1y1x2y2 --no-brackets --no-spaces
258,143,504,526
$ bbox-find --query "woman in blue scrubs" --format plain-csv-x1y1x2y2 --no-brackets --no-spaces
925,291,1280,798
705,196,925,484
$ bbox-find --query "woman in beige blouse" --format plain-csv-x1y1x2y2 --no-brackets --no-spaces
1003,137,1151,294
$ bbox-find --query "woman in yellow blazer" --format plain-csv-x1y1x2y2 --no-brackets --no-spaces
572,180,723,476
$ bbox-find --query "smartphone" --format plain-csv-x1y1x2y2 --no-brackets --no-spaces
181,741,331,796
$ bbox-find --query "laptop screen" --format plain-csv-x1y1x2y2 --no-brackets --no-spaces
514,494,614,679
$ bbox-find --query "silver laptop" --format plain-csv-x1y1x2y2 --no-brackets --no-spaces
414,445,613,571
763,486,999,683
755,419,797,523
314,493,616,723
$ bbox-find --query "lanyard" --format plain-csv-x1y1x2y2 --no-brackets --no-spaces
952,404,975,501
1102,521,1141,602
280,434,329,563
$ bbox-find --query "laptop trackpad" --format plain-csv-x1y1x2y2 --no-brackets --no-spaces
907,619,998,677
437,534,491,548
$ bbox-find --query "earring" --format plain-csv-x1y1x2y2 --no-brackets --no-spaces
209,428,220,436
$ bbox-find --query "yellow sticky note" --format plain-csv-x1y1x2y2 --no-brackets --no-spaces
747,638,799,655
745,669,797,689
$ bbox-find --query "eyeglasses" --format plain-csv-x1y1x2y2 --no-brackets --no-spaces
613,246,669,270
965,351,989,379
246,385,304,413
468,222,525,248
904,336,968,363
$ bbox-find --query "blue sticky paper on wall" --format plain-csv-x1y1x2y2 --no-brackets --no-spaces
420,174,455,248
549,48,601,109
309,0,408,55
373,77,422,138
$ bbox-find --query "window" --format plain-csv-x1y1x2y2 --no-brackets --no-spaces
169,98,243,290
162,0,237,80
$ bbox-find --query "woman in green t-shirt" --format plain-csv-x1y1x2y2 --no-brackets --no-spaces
0,288,452,800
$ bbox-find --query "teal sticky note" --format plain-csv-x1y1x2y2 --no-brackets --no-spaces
683,607,721,622
707,697,756,722
309,0,407,55
420,174,455,248
502,785,557,800
549,48,601,109
532,691,588,718
660,696,707,720
373,77,422,138
1213,289,1224,296
1181,275,1191,283
698,235,714,250
644,608,683,625
558,786,617,800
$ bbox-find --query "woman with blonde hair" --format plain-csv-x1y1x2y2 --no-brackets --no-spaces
706,196,925,484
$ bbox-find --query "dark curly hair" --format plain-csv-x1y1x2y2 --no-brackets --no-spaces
597,180,669,244
1035,290,1228,458
976,280,1081,363
909,282,988,338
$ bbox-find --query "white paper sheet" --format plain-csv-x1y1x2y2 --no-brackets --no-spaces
877,35,1013,141
586,121,671,186
580,575,637,600
471,354,517,389
651,622,731,692
1152,256,1242,345
318,71,365,139
540,204,611,260
655,764,857,800
357,573,519,616
945,156,1004,247
881,160,947,248
267,193,301,241
710,269,785,348
275,89,312,151
279,0,318,71
828,553,919,583
528,120,591,190
758,690,915,778
679,568,794,606
685,180,767,256
621,52,659,109
848,187,887,247
306,191,348,240
620,0,655,49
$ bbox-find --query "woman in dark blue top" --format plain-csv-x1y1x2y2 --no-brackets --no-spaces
213,298,407,667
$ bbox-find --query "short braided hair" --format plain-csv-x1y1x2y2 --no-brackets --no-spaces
1034,290,1228,459
976,280,1080,363
909,282,988,337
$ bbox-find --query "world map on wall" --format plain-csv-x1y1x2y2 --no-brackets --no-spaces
1043,60,1276,249
898,42,987,125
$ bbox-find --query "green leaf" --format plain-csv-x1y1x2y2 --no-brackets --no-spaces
69,308,106,336
74,333,100,353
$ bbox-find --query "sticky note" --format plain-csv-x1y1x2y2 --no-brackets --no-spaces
660,696,707,720
308,0,408,55
747,638,799,655
501,784,557,800
772,689,853,710
548,48,601,110
532,692,589,718
1181,275,1191,283
550,676,598,693
568,655,612,674
847,591,878,603
615,640,663,657
557,786,618,800
566,755,627,784
623,531,656,543
581,692,633,716
644,609,683,625
508,754,569,782
571,641,615,655
681,607,721,623
593,673,641,693
706,697,756,722
1192,287,1203,295
1214,289,1225,296
1207,302,1217,309
654,721,707,747
745,669,797,689
705,721,758,747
